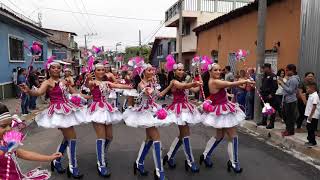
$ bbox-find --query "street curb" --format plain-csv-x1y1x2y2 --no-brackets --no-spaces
240,121,320,162
20,105,47,123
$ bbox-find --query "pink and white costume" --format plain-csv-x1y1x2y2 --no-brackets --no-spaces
87,82,122,124
35,81,88,128
0,141,51,180
123,83,172,128
202,89,245,128
166,89,201,125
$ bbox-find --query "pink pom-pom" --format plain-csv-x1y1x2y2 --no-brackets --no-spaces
70,96,81,106
165,55,176,72
203,100,214,113
3,130,24,144
201,56,213,72
262,103,275,116
31,42,42,55
235,49,249,61
192,56,201,66
11,115,26,131
156,108,167,120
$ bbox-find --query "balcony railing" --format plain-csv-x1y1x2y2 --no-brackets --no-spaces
165,0,251,22
0,3,40,26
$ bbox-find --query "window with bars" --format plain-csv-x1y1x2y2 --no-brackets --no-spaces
183,22,191,36
9,36,24,62
157,44,163,57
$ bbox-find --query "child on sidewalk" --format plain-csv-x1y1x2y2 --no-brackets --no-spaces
304,82,320,147
0,103,62,179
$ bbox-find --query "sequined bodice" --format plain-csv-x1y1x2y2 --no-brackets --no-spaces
48,82,67,104
208,89,228,105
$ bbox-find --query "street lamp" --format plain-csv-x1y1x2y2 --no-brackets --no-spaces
115,42,122,69
115,42,122,55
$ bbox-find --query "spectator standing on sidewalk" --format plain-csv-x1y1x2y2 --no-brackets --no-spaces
257,63,278,129
274,69,286,119
278,64,300,136
12,68,19,98
64,68,75,87
304,82,319,147
245,68,256,120
28,67,39,110
297,72,316,131
157,69,167,100
224,66,234,82
17,68,29,114
193,72,201,100
235,70,247,111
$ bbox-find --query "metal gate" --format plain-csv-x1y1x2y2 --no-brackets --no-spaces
228,53,237,74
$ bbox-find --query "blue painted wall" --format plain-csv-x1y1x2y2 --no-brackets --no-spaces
151,39,176,67
0,21,47,84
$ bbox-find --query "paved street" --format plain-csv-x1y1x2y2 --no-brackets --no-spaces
19,122,320,180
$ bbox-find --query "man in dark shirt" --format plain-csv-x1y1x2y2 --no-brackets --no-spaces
257,63,278,129
157,69,167,100
28,66,39,110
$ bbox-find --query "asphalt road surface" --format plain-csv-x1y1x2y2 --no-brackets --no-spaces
19,121,320,180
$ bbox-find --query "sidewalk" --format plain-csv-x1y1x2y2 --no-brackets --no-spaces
240,120,320,164
0,97,48,121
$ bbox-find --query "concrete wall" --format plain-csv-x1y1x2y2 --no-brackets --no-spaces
0,21,47,84
46,29,70,48
176,12,224,53
197,0,301,70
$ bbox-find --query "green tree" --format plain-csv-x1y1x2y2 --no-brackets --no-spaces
124,45,151,63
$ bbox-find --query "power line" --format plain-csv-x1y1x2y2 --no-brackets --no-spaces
63,0,91,34
142,22,164,43
42,7,162,22
72,0,96,34
80,0,98,34
143,21,165,45
6,0,26,14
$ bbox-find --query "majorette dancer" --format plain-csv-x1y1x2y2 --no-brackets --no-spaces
0,103,61,180
86,63,132,177
162,55,202,173
64,67,75,87
199,63,254,173
103,61,120,108
123,59,173,180
120,66,139,109
19,58,89,179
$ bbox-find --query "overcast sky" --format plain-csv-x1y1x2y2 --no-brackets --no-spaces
1,0,177,51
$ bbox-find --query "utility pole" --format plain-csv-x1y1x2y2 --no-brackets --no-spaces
84,33,98,50
139,30,142,56
254,0,267,122
178,0,183,63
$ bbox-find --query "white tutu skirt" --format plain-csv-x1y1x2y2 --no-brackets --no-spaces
166,101,202,126
167,109,202,126
123,109,173,128
35,108,88,128
87,109,122,125
201,106,245,128
122,89,139,97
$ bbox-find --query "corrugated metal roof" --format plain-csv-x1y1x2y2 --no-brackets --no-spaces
193,0,283,34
